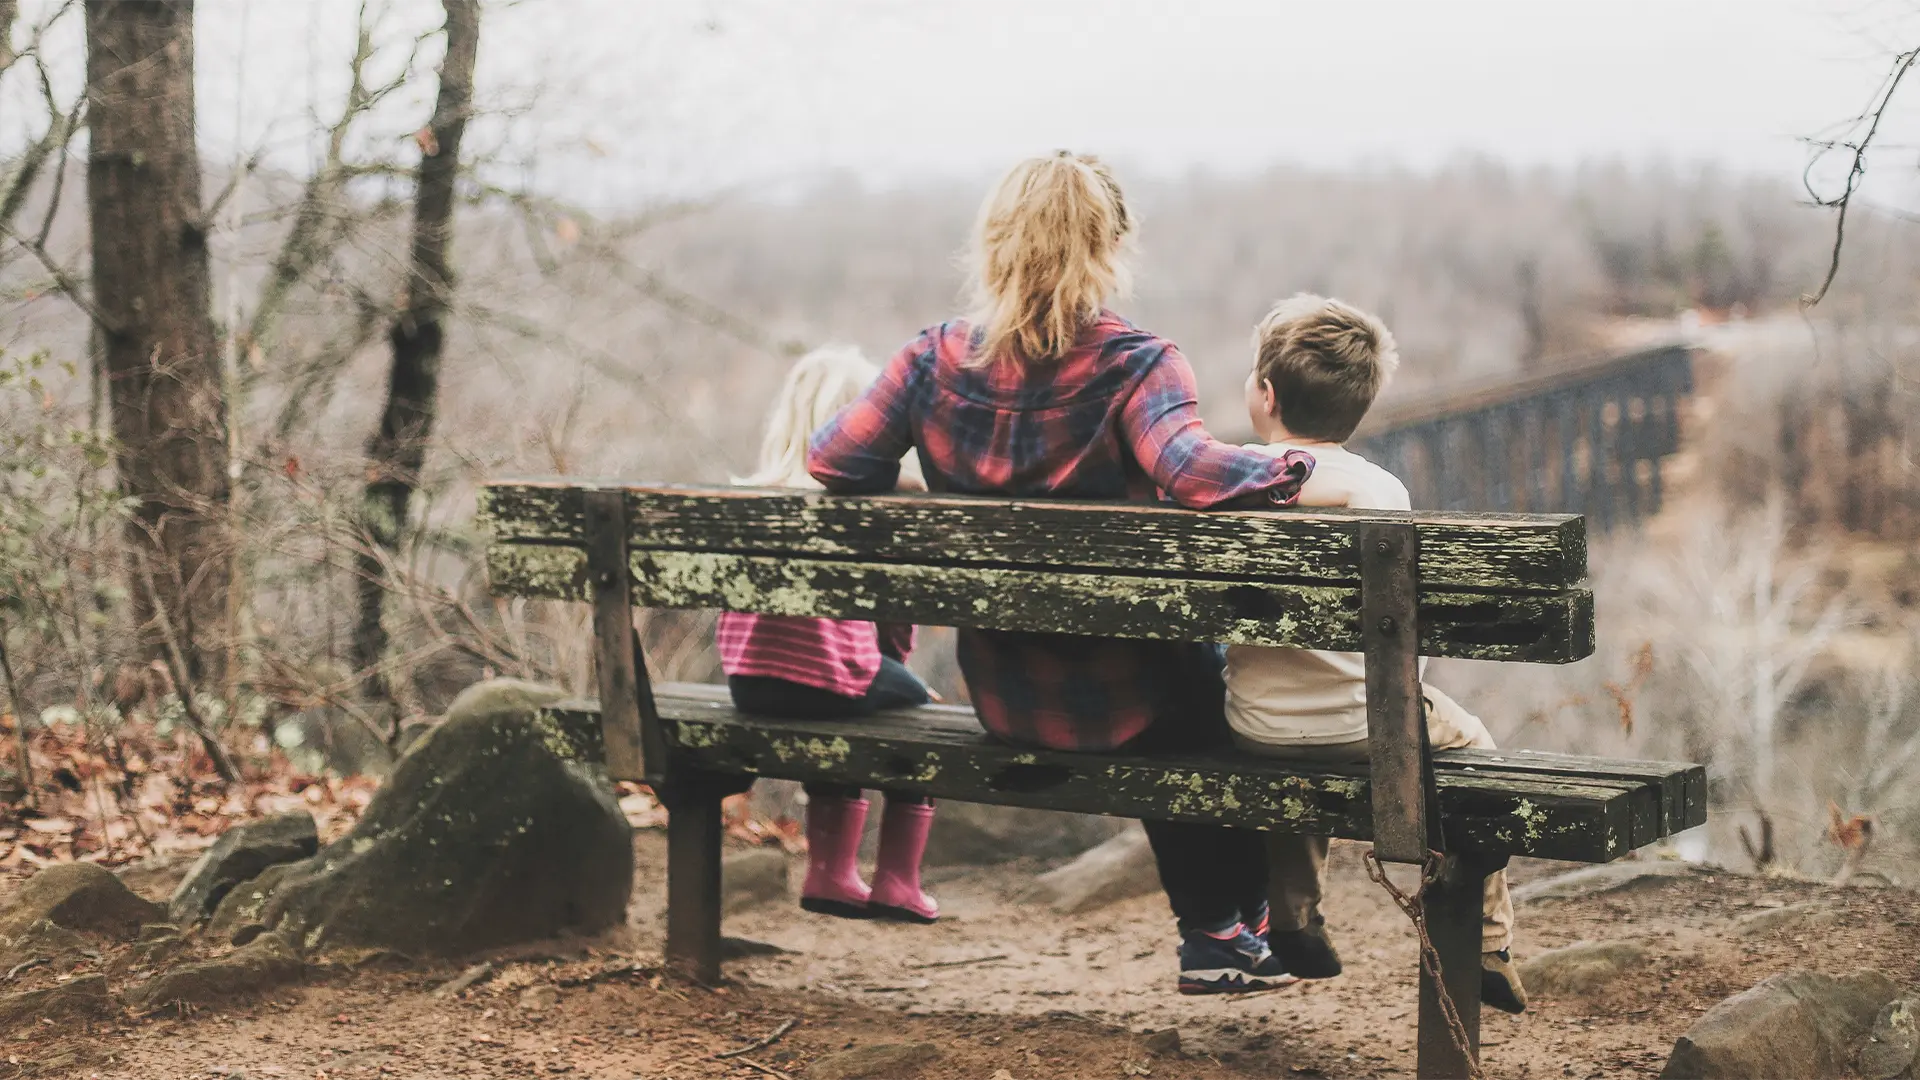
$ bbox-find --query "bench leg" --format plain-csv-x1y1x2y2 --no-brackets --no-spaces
663,777,725,984
1417,854,1487,1079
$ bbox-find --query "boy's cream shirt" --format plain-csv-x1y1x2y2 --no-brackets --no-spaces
1224,441,1418,746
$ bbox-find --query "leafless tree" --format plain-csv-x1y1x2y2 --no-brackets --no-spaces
354,0,480,723
84,0,231,688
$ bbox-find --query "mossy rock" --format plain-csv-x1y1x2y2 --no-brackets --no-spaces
0,863,163,942
211,680,633,957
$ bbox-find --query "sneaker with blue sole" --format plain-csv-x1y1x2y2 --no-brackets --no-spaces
1177,925,1299,995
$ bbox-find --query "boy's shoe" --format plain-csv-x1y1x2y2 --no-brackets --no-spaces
1177,926,1298,995
1268,916,1344,980
1481,949,1528,1014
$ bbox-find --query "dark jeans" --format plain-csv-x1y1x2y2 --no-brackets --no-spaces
727,657,932,804
1123,644,1268,937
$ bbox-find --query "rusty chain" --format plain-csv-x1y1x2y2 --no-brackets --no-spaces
1363,848,1486,1080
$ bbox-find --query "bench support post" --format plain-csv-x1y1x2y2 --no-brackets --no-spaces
1417,853,1495,1078
662,772,727,985
1360,521,1429,863
584,490,667,784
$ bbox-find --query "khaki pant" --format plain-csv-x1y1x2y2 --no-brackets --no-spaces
1236,686,1515,953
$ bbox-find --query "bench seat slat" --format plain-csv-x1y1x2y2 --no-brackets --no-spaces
487,545,1595,663
542,687,1703,862
481,482,1588,591
650,683,1702,836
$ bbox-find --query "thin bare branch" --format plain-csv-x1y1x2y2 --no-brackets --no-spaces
1802,47,1920,307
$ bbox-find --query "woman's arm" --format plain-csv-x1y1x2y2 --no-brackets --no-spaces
876,622,916,662
807,332,926,493
1121,345,1313,508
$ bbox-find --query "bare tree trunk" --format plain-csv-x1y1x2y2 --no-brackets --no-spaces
0,627,35,808
0,0,19,72
353,0,479,723
85,0,230,689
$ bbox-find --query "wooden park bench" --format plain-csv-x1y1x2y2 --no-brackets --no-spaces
479,480,1706,1078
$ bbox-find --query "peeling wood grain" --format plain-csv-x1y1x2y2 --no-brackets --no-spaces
540,687,1705,862
543,695,1666,862
487,543,1594,662
479,481,1587,591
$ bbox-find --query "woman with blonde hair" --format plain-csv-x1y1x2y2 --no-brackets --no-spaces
719,345,938,923
809,152,1316,993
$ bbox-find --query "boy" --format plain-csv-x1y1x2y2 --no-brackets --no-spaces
1226,294,1527,1014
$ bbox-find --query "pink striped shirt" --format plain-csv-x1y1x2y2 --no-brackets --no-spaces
717,613,915,699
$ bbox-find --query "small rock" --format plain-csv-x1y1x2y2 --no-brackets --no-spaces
130,931,188,968
1141,1028,1182,1056
808,1041,941,1079
721,936,796,959
0,973,112,1029
434,961,495,998
0,863,165,941
1858,997,1919,1080
0,918,88,970
127,931,305,1010
168,812,319,925
207,862,298,943
1022,825,1157,914
519,984,560,1012
1660,969,1899,1079
1513,860,1699,904
723,847,791,914
1519,940,1650,998
1733,901,1837,938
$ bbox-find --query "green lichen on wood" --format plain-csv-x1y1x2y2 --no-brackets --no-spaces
479,543,1593,662
488,544,587,602
477,481,1591,590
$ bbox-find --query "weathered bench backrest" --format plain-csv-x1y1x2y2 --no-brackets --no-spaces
481,481,1594,663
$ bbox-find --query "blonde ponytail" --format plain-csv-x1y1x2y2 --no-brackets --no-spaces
967,151,1134,368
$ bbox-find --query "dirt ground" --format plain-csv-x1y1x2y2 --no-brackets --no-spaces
9,833,1919,1080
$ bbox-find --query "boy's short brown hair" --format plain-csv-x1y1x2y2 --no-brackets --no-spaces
1252,293,1399,443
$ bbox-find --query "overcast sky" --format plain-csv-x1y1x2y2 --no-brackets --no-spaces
9,0,1920,207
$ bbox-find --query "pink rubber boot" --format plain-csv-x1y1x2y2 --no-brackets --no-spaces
800,794,873,919
868,799,939,923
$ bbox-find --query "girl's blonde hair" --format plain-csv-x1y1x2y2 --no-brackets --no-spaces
966,151,1135,368
738,345,922,489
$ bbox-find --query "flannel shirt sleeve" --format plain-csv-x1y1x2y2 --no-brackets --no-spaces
807,332,924,493
1120,344,1314,508
876,622,916,662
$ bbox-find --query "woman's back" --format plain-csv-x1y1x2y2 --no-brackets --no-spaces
809,311,1308,751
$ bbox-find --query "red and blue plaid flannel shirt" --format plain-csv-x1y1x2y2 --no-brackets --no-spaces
807,311,1313,752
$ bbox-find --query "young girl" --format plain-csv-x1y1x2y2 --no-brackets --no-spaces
716,346,940,923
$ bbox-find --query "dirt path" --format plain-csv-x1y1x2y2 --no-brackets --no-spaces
15,835,1920,1079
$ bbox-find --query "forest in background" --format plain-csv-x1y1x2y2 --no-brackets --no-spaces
3,0,1919,884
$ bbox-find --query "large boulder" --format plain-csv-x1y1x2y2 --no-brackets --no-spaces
168,811,319,925
905,804,1126,866
1660,969,1900,1079
723,847,791,914
1518,939,1649,998
0,863,163,942
1513,860,1700,905
1020,825,1158,914
208,679,633,957
1858,997,1919,1080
